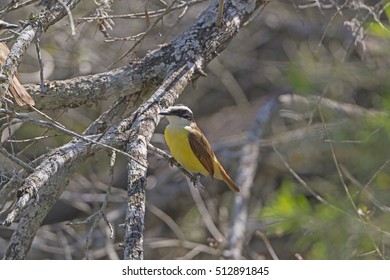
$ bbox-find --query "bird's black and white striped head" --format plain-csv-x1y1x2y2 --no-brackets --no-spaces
160,105,194,120
160,105,194,126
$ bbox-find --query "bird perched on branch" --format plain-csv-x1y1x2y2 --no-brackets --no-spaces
160,105,239,192
0,20,35,106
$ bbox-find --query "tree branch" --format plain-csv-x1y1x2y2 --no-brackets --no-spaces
225,96,279,259
124,63,195,259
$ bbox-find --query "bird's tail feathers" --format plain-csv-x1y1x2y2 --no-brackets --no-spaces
218,165,240,192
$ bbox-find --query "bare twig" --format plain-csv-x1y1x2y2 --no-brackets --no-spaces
147,204,186,241
57,0,76,36
35,37,46,93
146,238,218,257
187,178,225,242
216,0,224,27
255,231,279,260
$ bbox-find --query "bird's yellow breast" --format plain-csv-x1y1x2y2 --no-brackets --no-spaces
164,125,208,175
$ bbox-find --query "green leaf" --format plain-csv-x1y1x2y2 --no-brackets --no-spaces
366,22,390,39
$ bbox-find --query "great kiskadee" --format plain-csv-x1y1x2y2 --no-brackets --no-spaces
0,20,35,106
160,105,239,192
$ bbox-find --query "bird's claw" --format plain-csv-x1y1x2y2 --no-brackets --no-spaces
190,174,204,190
190,174,199,185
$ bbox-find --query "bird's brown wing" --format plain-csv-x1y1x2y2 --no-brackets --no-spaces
0,43,35,106
188,126,215,177
9,76,35,106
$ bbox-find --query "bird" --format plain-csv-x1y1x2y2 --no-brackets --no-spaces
0,20,35,106
160,105,239,192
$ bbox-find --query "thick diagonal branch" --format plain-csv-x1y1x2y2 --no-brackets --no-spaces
124,64,196,259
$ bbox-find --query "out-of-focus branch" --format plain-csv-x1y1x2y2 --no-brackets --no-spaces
225,96,279,259
279,93,388,118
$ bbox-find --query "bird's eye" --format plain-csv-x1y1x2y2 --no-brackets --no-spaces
181,111,192,120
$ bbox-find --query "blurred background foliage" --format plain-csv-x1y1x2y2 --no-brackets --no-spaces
1,0,390,259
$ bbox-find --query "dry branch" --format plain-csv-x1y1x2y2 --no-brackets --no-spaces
225,96,279,259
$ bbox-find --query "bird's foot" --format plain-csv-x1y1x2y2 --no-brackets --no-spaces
190,174,204,190
190,174,199,185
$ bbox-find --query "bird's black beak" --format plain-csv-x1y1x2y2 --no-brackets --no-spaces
159,109,171,116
